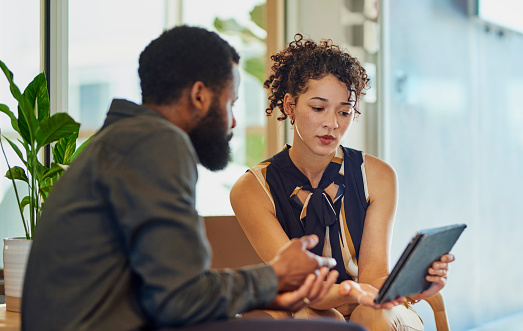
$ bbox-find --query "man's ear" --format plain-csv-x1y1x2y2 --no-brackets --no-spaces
189,81,213,117
283,93,296,116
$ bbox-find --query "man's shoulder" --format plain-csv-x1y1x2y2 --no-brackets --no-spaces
97,114,193,157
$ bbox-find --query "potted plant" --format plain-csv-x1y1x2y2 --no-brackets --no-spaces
0,59,89,312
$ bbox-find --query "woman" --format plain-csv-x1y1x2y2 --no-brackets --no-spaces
230,34,454,330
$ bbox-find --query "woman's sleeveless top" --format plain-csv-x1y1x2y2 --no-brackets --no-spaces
249,145,370,282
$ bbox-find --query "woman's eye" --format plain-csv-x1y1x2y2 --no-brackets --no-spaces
311,107,324,111
340,109,354,116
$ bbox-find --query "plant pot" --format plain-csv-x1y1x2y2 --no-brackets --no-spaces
3,238,32,312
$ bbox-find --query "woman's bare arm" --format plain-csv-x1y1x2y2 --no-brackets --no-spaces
357,154,398,289
231,171,359,309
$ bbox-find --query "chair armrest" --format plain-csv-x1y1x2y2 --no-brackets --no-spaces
423,292,450,331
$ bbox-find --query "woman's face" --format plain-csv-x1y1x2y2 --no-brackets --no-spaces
285,74,355,157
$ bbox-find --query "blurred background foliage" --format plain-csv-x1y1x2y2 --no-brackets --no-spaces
214,3,266,167
214,3,266,84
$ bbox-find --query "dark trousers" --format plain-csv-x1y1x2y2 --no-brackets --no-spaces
161,319,366,331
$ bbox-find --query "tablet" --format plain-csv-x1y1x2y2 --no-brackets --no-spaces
374,223,467,304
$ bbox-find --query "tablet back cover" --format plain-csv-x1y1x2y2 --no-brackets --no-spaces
375,223,466,304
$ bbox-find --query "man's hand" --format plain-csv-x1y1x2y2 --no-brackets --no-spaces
409,253,455,301
338,280,406,310
269,235,337,293
266,267,339,312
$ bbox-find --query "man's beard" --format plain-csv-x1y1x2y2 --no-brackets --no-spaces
189,98,232,172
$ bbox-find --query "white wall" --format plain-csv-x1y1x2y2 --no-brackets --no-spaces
384,0,523,329
288,0,523,329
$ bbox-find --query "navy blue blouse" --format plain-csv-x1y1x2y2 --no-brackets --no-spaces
249,145,370,282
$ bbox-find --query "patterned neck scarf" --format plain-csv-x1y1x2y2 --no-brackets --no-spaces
269,146,350,282
298,159,345,229
261,145,369,282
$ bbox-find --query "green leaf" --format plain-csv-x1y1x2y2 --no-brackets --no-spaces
35,112,80,150
17,95,38,145
244,56,266,85
53,132,78,164
39,186,51,201
69,135,92,163
39,177,53,202
24,72,50,122
0,60,23,100
42,163,65,181
213,18,263,43
25,157,48,182
0,103,20,133
17,105,31,144
250,4,265,31
3,135,27,165
0,60,37,144
5,166,28,183
20,196,31,211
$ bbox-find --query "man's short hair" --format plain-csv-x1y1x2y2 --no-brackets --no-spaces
139,25,240,105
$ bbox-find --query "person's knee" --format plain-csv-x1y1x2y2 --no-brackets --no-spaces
349,305,423,331
293,307,345,321
350,305,391,331
262,310,293,320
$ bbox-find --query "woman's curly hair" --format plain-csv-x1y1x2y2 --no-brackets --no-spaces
264,34,369,120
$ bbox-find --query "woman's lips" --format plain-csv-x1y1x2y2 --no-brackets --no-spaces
318,135,335,145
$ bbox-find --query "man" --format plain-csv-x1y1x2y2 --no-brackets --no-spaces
21,26,365,330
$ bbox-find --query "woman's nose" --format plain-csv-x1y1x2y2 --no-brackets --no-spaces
323,111,338,130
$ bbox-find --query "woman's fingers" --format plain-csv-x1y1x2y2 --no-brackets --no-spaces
297,267,339,306
288,273,317,310
429,266,448,277
426,274,447,285
308,268,338,303
441,253,455,263
303,267,328,301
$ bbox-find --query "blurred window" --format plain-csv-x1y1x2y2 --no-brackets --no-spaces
68,0,267,215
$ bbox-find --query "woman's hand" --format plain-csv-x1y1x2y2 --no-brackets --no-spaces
266,267,339,311
409,253,455,301
338,280,406,310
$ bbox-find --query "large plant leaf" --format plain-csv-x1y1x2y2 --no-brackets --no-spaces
53,132,78,164
5,166,28,183
24,72,50,122
245,56,266,84
250,4,265,30
35,112,80,150
0,103,20,133
0,60,23,100
16,105,31,144
0,60,36,144
40,175,55,202
213,18,263,43
69,135,92,163
17,96,38,145
3,136,27,165
20,196,31,211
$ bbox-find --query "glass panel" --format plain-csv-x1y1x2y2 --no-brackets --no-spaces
0,0,41,251
182,0,267,216
68,0,267,216
68,0,166,136
385,0,523,328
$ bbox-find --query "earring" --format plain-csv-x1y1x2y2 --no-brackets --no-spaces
290,116,295,125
